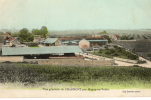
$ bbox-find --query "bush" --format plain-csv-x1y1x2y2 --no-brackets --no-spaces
133,65,142,67
137,60,147,64
94,46,139,60
0,64,151,84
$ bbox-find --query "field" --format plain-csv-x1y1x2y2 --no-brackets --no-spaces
118,33,151,40
0,63,151,89
93,46,139,60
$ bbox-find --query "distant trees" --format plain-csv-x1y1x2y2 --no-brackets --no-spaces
102,35,112,43
17,26,49,42
18,28,34,43
41,26,48,38
32,29,41,35
100,30,108,34
120,35,134,40
32,26,48,38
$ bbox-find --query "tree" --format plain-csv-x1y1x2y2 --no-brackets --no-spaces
100,30,108,34
19,28,34,43
32,26,49,38
102,35,112,43
32,29,41,35
40,26,48,38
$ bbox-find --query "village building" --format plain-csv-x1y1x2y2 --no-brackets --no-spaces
109,34,120,41
88,39,108,47
40,38,61,46
62,40,78,45
78,39,108,50
4,37,20,47
33,35,45,43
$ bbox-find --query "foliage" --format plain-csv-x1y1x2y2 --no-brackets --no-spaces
32,26,48,38
94,46,139,60
147,54,151,57
11,32,19,37
32,29,41,35
100,30,108,34
41,26,48,38
137,60,147,64
0,63,151,84
102,35,112,43
18,28,34,43
120,35,134,40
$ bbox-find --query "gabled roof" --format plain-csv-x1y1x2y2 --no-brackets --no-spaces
2,46,83,56
42,38,58,44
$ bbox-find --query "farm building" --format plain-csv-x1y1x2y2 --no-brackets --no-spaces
78,39,108,49
2,46,83,59
41,38,61,46
62,40,78,45
33,35,45,43
4,37,20,47
88,40,108,47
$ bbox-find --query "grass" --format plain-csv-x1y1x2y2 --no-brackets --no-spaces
93,46,139,60
0,63,151,89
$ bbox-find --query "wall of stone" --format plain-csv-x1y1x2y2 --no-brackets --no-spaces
24,58,115,67
0,56,24,62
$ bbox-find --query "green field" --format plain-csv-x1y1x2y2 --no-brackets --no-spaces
0,63,151,89
93,46,139,60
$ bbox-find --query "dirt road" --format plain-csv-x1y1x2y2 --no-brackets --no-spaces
115,57,151,68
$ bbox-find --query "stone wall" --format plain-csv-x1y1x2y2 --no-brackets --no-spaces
24,58,115,67
0,56,24,62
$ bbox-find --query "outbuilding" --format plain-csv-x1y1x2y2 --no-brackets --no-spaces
41,38,61,46
2,46,83,59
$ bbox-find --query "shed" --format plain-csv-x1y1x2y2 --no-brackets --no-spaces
2,46,83,59
41,38,61,46
88,39,108,47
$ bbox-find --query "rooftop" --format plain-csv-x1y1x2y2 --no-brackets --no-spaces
2,46,83,56
88,40,108,42
42,38,58,44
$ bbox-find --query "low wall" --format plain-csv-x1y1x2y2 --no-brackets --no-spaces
0,56,24,62
25,58,115,67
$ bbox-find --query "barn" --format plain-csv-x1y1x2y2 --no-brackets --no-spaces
2,46,83,59
88,40,108,47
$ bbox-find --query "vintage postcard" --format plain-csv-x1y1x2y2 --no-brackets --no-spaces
0,0,151,98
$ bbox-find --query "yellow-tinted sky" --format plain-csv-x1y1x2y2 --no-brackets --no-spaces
0,0,151,30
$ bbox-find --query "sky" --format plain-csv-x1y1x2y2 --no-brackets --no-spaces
0,0,151,30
